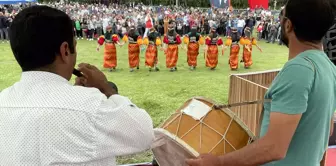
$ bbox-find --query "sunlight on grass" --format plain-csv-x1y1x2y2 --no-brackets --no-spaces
0,39,288,164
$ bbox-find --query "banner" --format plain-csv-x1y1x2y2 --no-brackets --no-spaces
249,0,269,10
210,0,231,8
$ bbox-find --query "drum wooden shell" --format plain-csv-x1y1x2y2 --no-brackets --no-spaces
159,97,256,156
228,70,280,135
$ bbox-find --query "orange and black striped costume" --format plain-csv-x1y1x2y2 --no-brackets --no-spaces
242,37,255,68
145,31,161,70
205,34,223,69
163,33,182,69
98,32,119,69
184,32,204,69
124,30,141,70
225,31,241,70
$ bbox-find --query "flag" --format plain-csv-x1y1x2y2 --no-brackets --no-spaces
249,0,269,10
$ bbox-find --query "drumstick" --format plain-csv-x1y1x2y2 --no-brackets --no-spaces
213,99,271,109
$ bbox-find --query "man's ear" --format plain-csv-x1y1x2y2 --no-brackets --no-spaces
59,41,70,63
286,19,294,33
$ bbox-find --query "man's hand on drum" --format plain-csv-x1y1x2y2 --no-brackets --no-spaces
75,63,117,97
186,154,221,166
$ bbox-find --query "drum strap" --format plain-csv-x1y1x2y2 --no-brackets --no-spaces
213,99,271,109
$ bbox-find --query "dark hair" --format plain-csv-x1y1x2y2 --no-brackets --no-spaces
108,81,118,94
9,5,75,71
285,0,336,43
279,9,283,18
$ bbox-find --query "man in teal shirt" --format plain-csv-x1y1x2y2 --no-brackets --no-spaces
260,49,336,165
186,0,336,165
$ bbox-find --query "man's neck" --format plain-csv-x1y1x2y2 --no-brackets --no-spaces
35,66,70,81
288,39,323,60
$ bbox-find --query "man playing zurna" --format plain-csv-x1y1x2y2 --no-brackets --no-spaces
163,21,182,72
97,26,123,72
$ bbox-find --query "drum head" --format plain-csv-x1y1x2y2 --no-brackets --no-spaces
152,129,198,166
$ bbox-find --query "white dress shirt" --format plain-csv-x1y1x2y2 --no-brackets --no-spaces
237,19,246,28
0,71,154,165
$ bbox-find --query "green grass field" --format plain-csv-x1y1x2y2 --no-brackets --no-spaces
0,39,288,164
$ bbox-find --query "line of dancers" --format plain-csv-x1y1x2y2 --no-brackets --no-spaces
96,22,262,72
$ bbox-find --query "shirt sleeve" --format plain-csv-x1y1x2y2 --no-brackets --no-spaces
270,64,314,114
93,95,154,158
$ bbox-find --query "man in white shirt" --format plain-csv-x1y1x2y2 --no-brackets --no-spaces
237,16,246,35
102,14,110,34
183,14,189,35
0,6,154,166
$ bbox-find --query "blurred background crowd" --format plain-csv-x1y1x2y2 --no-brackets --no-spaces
0,1,283,45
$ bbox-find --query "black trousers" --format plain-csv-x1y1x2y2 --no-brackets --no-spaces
88,29,94,39
183,25,190,35
76,29,83,38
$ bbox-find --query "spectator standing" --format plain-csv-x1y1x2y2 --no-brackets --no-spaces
95,16,103,38
226,15,232,36
232,15,238,29
245,15,256,36
257,22,264,40
183,14,189,35
75,17,83,39
143,13,153,38
102,14,110,34
6,13,13,39
87,16,95,41
267,21,278,44
237,16,245,35
0,12,9,43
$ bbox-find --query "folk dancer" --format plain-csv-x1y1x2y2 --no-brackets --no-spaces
183,26,205,70
97,26,123,72
124,27,141,72
225,28,242,70
241,27,262,68
163,23,182,72
144,28,161,72
205,26,224,70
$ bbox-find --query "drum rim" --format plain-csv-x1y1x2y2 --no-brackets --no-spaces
153,128,200,157
152,128,199,166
